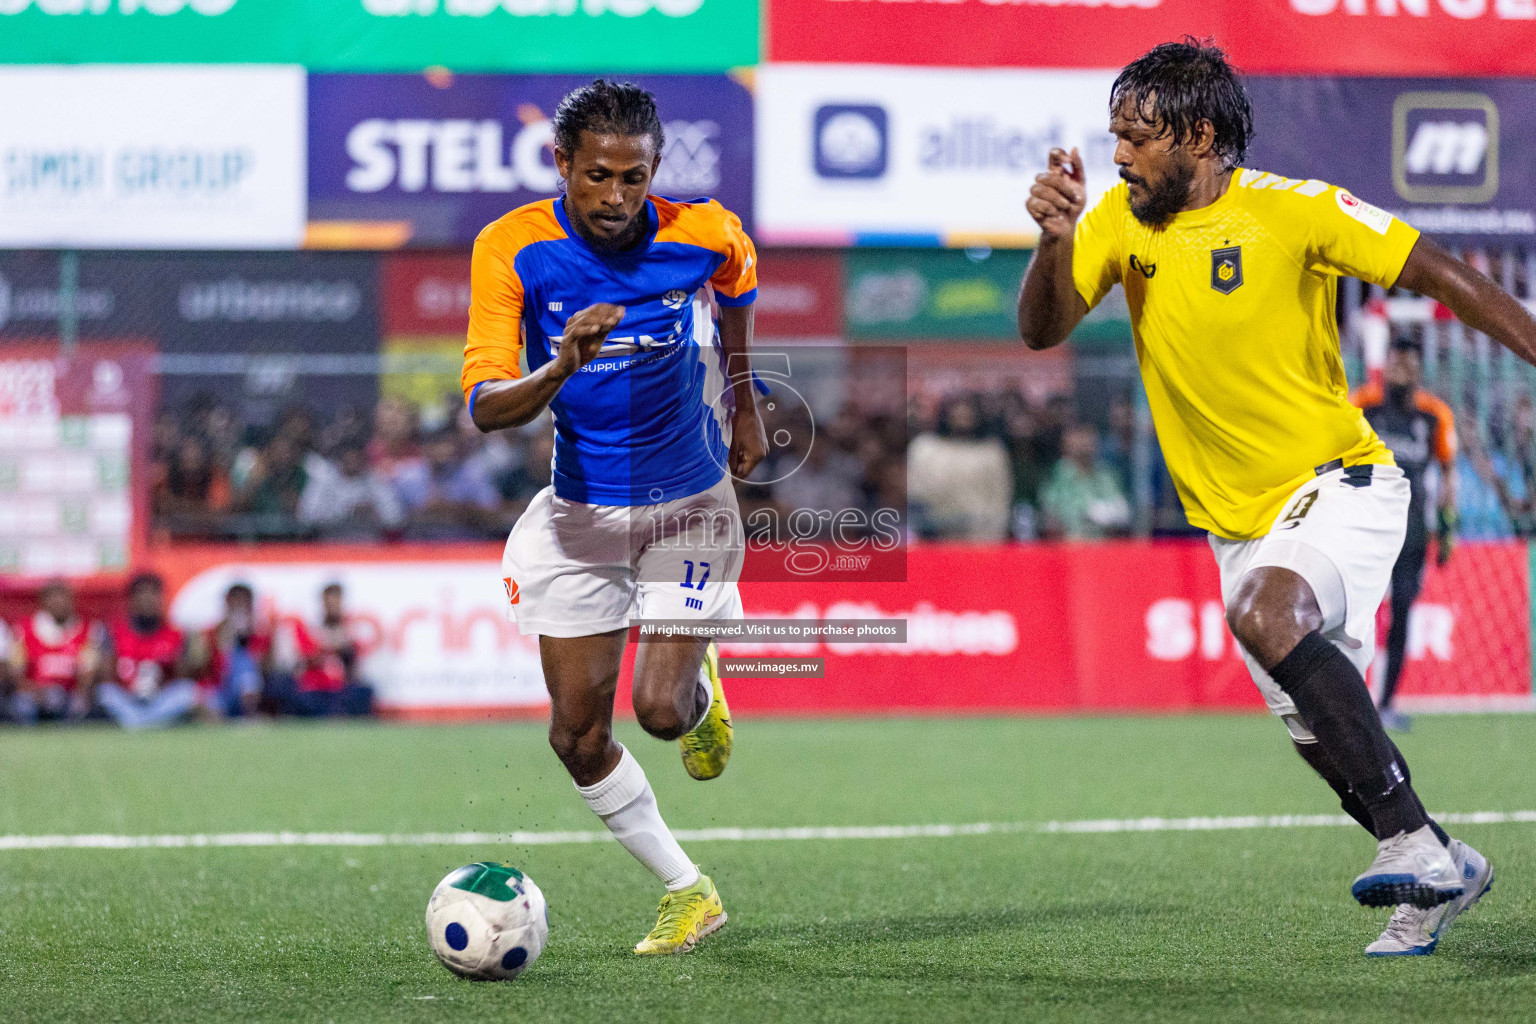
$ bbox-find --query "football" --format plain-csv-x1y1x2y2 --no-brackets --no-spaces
425,862,549,981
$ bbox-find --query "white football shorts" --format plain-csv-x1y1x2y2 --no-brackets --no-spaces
500,476,744,638
1210,462,1409,742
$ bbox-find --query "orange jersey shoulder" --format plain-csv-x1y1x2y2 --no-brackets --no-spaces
462,200,567,401
475,198,566,255
652,196,758,303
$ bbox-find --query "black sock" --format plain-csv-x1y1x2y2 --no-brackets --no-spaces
1292,737,1452,847
1388,738,1451,848
1292,739,1375,835
1270,632,1429,841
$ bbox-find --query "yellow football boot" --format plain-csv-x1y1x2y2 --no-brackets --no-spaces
678,642,732,781
634,873,727,955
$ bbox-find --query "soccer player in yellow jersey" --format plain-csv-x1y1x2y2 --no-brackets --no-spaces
1020,40,1536,956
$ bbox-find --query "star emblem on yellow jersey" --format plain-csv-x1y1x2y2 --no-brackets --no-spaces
679,642,732,780
634,872,727,955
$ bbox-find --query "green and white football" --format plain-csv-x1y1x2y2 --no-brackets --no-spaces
425,862,548,980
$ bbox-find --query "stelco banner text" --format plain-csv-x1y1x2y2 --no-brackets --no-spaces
309,73,754,246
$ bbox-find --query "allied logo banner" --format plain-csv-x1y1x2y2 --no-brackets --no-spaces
0,66,306,249
1245,77,1536,241
0,0,755,69
769,0,1536,77
755,65,1120,247
309,73,754,246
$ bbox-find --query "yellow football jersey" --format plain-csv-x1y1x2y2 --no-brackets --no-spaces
1072,169,1421,540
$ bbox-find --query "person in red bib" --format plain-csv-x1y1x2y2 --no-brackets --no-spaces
6,579,104,724
99,573,199,730
271,582,374,717
198,582,273,718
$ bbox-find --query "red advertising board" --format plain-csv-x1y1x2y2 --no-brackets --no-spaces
754,249,845,338
768,0,1536,77
0,342,156,580
731,541,1532,715
381,253,473,336
136,539,1532,718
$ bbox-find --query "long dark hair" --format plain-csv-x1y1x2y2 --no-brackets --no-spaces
1110,37,1254,169
552,79,665,158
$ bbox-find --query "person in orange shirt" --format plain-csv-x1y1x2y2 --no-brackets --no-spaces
1352,338,1458,732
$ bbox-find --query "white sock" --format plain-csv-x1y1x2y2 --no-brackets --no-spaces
576,745,700,891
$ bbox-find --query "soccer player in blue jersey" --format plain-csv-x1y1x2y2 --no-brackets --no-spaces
461,81,765,955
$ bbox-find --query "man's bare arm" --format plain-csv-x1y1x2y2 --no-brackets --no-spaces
470,303,625,432
717,304,768,480
1395,237,1536,367
1018,146,1090,351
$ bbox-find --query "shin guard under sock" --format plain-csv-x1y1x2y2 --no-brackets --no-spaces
1269,631,1428,841
1292,739,1375,835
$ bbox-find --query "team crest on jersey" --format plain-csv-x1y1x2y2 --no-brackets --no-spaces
1210,246,1243,295
661,289,689,310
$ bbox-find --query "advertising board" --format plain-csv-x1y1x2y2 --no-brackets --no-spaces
0,66,306,249
755,66,1118,247
0,0,755,70
152,540,1534,717
1245,77,1536,241
309,72,753,246
768,0,1536,77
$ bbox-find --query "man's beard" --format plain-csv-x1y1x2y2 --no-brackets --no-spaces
1124,160,1195,227
564,195,648,253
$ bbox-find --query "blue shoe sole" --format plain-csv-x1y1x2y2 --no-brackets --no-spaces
1352,874,1464,909
1366,941,1438,957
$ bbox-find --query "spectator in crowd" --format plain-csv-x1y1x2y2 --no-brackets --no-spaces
154,434,231,529
271,583,375,718
237,433,309,523
1100,396,1138,496
202,402,247,475
318,403,370,459
770,432,864,534
100,573,199,730
394,427,501,539
297,442,404,539
6,579,102,724
1002,402,1049,540
1039,422,1133,541
0,618,12,716
368,396,421,480
907,395,1012,541
493,424,555,510
198,582,272,719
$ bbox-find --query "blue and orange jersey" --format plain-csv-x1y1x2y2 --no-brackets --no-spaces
462,195,757,506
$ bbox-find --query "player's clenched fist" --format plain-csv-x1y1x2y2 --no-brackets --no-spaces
1027,146,1087,241
555,302,626,377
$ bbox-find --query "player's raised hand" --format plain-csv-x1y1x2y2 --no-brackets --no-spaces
1027,147,1086,241
556,303,625,377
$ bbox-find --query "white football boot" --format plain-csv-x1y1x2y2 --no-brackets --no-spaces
1352,824,1466,908
1366,839,1494,956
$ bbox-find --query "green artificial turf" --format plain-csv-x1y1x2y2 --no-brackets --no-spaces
2,714,1534,1023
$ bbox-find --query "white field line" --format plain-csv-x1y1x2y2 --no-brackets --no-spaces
1,810,1535,852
